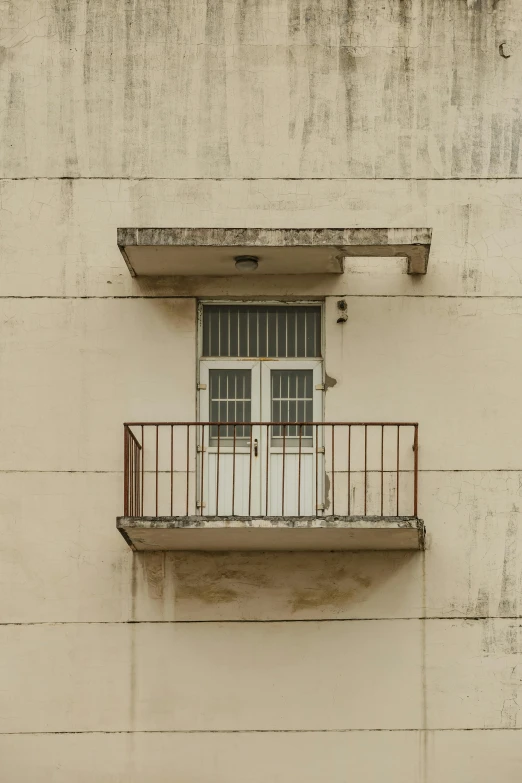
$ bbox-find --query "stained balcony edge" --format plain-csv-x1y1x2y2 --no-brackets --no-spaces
117,516,425,552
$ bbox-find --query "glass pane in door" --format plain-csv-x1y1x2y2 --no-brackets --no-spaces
271,369,313,442
209,369,251,441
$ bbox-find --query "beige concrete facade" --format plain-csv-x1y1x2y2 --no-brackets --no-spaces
2,0,522,780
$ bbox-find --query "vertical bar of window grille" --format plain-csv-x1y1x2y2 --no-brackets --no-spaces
155,425,159,517
186,425,190,516
232,425,237,515
364,424,368,516
282,424,286,516
141,425,145,516
331,425,335,516
216,424,221,515
396,425,400,516
265,423,270,515
298,424,302,516
170,425,174,516
347,425,351,515
414,425,419,516
200,424,206,516
124,427,128,515
381,425,384,517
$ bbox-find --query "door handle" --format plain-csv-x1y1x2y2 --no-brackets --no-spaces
253,439,258,457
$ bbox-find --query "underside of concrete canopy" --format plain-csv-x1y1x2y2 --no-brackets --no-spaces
118,227,432,277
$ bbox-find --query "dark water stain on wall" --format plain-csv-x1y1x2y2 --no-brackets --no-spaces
498,512,518,616
3,71,26,176
140,552,166,600
48,0,80,173
196,0,231,172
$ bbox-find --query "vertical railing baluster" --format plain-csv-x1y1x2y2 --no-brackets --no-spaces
216,424,221,516
364,424,368,516
155,425,159,517
396,425,400,516
186,425,190,516
129,438,134,517
281,424,286,516
331,424,335,516
297,424,302,517
200,424,205,516
265,423,270,516
381,424,384,516
124,428,129,516
170,425,174,516
137,442,140,515
315,423,319,514
141,425,144,517
347,424,351,515
232,424,236,516
248,425,253,516
413,424,419,517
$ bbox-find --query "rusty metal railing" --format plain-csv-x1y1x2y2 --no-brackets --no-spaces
123,423,419,519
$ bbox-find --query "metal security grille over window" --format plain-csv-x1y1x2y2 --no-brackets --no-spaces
202,304,322,358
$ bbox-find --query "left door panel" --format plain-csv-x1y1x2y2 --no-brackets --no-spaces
199,361,261,515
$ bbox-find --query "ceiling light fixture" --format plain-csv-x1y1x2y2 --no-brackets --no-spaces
234,255,259,272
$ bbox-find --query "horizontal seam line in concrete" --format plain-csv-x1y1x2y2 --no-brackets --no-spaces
1,617,520,625
1,469,521,474
0,728,521,735
3,295,522,300
3,176,522,182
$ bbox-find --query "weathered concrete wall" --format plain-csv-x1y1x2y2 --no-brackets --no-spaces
0,0,521,178
2,0,522,781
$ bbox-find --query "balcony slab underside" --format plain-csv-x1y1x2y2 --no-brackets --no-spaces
117,516,425,552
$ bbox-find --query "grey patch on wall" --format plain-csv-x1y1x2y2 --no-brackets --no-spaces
140,552,166,600
170,550,417,617
498,514,518,616
324,372,337,390
171,552,271,605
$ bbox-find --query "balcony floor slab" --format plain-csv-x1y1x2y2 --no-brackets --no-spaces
117,516,425,552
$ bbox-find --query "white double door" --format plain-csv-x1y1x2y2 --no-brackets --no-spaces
199,360,323,517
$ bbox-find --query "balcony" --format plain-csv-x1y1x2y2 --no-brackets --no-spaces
117,422,424,551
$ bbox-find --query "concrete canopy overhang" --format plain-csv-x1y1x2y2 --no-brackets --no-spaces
118,228,432,277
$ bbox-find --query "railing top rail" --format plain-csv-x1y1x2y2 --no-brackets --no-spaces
124,421,419,427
